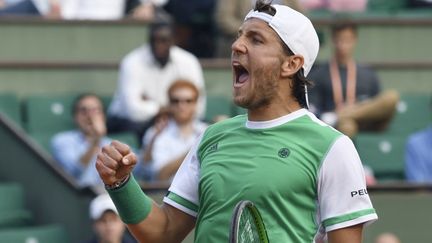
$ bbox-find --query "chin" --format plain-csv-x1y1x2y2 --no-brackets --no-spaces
233,96,250,109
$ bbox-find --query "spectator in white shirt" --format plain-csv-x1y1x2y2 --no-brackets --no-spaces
107,15,206,141
141,80,207,181
0,0,166,20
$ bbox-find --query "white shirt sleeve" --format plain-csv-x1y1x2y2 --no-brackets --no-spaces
163,134,203,217
318,135,378,232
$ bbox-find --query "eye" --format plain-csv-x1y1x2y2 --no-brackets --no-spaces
249,33,263,44
252,37,263,44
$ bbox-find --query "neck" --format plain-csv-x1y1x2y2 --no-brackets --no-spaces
248,100,302,121
177,120,194,137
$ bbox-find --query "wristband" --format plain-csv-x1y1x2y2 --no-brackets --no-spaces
105,175,130,190
106,175,153,224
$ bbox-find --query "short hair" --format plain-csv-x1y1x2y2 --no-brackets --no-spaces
72,93,104,115
331,21,358,37
149,11,173,38
168,80,199,101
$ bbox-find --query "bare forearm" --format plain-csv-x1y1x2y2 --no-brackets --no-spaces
142,137,156,163
128,203,195,242
79,142,100,166
327,224,363,243
97,141,195,242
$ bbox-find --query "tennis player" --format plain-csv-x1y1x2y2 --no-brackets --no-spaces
96,0,378,242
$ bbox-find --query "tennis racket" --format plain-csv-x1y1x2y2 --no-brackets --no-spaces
229,200,269,243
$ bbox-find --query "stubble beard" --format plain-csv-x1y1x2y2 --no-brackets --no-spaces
234,65,280,110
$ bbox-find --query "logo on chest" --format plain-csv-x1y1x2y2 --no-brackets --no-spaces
207,142,218,153
278,147,291,158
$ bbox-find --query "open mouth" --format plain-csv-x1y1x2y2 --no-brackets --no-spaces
232,62,249,85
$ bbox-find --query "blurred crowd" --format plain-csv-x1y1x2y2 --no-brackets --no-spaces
0,1,430,242
0,0,430,195
4,0,421,190
0,0,430,59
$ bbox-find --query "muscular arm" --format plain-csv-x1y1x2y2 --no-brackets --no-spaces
79,140,100,166
96,141,196,242
128,202,195,242
327,223,363,243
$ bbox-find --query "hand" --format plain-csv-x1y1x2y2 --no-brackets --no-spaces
45,1,62,19
131,3,155,21
154,114,169,136
90,114,107,138
96,141,138,185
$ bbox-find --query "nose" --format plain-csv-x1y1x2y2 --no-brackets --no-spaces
231,36,246,54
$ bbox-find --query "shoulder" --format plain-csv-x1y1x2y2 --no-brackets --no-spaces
407,126,431,145
203,115,245,135
51,130,82,148
171,46,200,63
122,45,149,64
288,112,344,154
194,120,209,133
196,115,246,159
198,115,245,145
300,112,342,137
52,130,80,141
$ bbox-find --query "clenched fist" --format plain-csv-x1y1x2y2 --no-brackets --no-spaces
96,140,138,186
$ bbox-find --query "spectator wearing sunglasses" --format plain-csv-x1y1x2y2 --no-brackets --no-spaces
140,80,207,181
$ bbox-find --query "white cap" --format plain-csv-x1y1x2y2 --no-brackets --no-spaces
245,4,319,76
89,194,118,220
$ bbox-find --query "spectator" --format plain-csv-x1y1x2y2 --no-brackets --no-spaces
61,0,169,20
0,0,23,9
61,0,149,20
107,15,206,141
308,21,399,138
408,0,432,8
163,0,217,58
215,0,304,57
0,0,49,16
374,232,401,243
86,193,136,243
300,0,368,12
405,95,432,183
141,80,207,181
129,0,169,22
0,0,162,20
51,93,111,188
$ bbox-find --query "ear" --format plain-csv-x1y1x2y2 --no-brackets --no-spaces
281,55,304,78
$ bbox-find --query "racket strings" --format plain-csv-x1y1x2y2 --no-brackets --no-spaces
240,210,260,242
